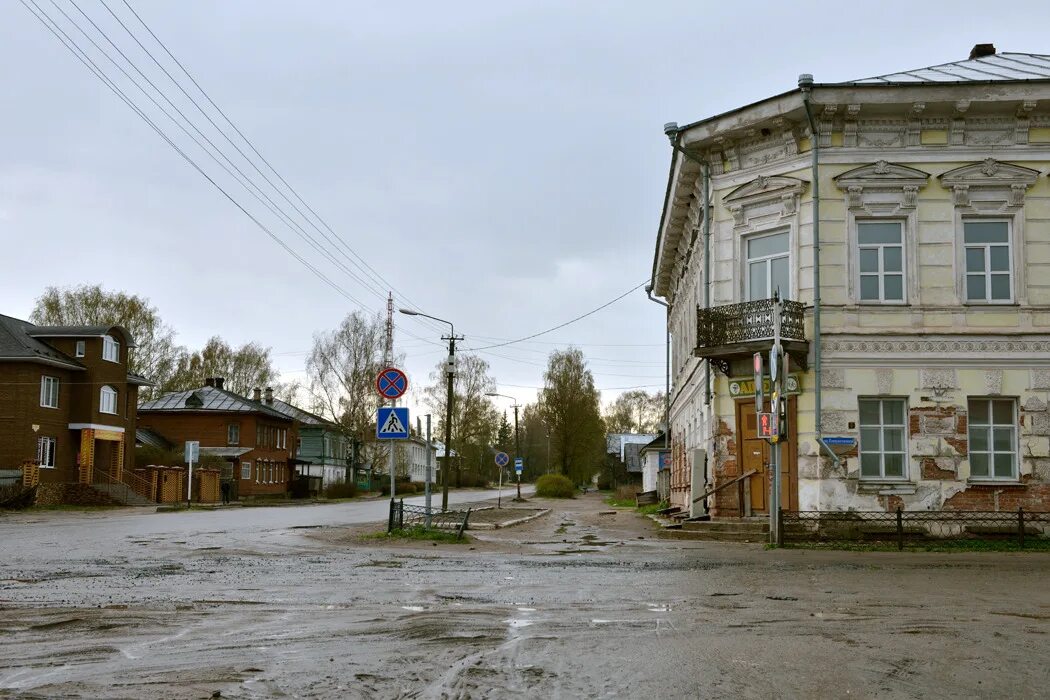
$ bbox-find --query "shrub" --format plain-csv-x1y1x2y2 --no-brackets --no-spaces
324,482,358,499
380,481,416,496
615,484,637,502
535,474,575,498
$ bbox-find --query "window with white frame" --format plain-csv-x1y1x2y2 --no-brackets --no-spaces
746,232,790,301
227,423,240,446
964,221,1012,302
75,340,86,357
968,398,1017,480
857,221,905,302
36,436,56,468
102,335,120,363
859,398,907,479
241,461,251,480
40,376,59,408
100,385,118,414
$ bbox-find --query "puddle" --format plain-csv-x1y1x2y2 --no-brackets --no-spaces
648,605,671,612
401,606,425,612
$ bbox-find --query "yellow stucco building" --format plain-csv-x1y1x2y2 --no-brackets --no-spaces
651,45,1050,518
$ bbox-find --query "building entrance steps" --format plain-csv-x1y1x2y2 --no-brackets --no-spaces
660,519,770,542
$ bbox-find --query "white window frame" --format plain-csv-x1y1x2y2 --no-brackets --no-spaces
855,220,907,304
40,375,60,409
743,229,792,301
74,340,86,357
227,423,240,446
967,397,1019,481
858,397,909,481
37,436,56,468
102,335,120,363
99,385,118,415
962,219,1014,304
241,461,251,480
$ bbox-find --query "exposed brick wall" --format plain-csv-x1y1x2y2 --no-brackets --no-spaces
711,419,739,518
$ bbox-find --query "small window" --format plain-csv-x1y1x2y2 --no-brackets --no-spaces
241,461,251,480
859,398,908,480
227,423,240,446
296,437,303,456
102,335,120,363
857,221,905,302
37,437,56,468
40,376,60,409
100,385,118,414
968,398,1017,480
963,221,1012,302
75,340,86,357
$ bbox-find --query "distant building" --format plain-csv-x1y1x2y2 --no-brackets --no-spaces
138,379,297,499
0,314,150,503
638,432,669,495
403,434,437,484
264,393,350,489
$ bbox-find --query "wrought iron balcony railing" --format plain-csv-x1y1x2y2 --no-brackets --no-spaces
695,299,807,366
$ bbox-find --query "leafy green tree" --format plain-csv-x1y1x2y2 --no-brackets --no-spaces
496,412,513,455
424,354,499,487
31,284,180,399
538,348,606,483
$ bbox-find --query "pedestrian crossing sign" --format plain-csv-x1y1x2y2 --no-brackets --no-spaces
377,407,410,440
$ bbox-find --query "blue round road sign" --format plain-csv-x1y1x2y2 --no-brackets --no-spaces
376,367,409,399
495,452,510,467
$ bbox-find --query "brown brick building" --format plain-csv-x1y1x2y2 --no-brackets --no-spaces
0,314,150,501
137,380,298,498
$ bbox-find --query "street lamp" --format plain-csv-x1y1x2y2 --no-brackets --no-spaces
399,308,462,511
487,392,522,501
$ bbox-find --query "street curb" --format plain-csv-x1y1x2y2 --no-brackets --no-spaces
468,508,551,530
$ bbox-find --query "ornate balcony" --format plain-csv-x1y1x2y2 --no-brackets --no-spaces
695,298,808,374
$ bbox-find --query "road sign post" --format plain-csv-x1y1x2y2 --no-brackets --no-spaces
770,293,784,546
376,368,409,501
514,458,524,501
495,452,509,508
184,441,199,509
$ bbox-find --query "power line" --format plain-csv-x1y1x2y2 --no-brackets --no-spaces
109,0,447,336
26,0,449,351
464,281,649,351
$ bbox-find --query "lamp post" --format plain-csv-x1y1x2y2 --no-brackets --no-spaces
487,392,522,501
399,309,462,510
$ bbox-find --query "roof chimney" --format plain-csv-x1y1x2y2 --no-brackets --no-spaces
213,377,225,390
204,377,215,388
264,386,274,405
969,43,996,60
253,387,262,402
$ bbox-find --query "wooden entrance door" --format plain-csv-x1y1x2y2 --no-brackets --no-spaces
735,398,798,514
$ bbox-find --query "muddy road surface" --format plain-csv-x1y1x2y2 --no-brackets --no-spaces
2,492,1049,698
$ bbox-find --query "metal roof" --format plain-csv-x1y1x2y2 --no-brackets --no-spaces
0,314,86,369
266,398,336,426
843,53,1050,85
135,428,172,451
138,385,290,419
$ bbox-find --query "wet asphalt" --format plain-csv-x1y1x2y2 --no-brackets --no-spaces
2,491,1050,699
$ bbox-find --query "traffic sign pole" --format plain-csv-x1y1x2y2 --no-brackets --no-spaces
770,293,784,546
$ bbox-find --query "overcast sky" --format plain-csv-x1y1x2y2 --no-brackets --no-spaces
3,1,1049,415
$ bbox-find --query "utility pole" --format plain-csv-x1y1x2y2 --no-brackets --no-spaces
396,307,461,511
385,292,396,500
442,334,457,510
513,402,522,501
425,414,432,526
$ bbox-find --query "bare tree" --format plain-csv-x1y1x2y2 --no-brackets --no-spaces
604,390,665,433
164,337,281,396
31,284,180,399
424,354,499,487
305,311,389,473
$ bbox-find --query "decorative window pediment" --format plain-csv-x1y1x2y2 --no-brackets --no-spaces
834,160,930,210
723,175,807,227
939,158,1040,207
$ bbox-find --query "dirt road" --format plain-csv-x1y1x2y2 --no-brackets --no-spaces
2,492,1049,698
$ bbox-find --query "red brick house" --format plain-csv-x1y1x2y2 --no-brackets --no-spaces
0,313,151,502
137,379,297,498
